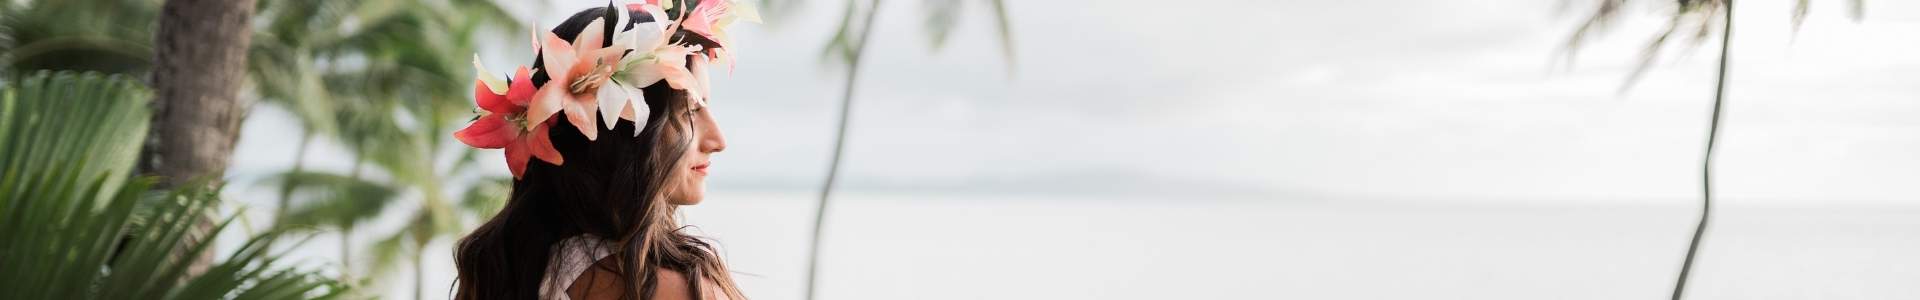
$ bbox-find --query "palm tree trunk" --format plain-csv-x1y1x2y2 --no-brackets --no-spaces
144,0,260,279
143,0,259,186
414,246,426,300
1672,1,1734,299
805,1,883,300
275,131,313,226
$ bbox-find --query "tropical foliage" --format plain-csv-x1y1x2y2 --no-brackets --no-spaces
5,0,1021,297
3,0,525,297
0,0,160,74
250,0,525,297
0,71,343,299
1561,0,1863,89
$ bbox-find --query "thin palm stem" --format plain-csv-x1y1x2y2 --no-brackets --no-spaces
1673,1,1733,299
414,247,426,300
275,131,314,225
344,141,367,283
805,1,883,300
341,225,354,283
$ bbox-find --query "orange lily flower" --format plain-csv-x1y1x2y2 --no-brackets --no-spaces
454,62,563,178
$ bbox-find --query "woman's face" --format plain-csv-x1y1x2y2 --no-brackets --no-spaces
667,101,726,205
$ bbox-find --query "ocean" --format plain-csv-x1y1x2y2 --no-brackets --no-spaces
333,191,1920,299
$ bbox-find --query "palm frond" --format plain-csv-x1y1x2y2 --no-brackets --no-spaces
1562,0,1725,91
364,224,414,280
1561,0,1862,91
0,0,160,75
1791,0,1865,31
268,170,401,230
458,177,512,219
0,71,344,299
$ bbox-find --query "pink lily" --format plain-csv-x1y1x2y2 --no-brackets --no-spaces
530,16,631,141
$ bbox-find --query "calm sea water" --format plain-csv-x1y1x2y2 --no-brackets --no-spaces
320,191,1920,299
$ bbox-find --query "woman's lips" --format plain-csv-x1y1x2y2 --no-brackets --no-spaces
691,162,710,175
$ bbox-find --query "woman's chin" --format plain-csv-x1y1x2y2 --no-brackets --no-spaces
672,183,707,205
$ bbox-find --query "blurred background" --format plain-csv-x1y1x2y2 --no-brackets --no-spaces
3,0,1918,299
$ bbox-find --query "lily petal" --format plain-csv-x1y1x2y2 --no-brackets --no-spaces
620,27,665,58
681,0,720,41
590,44,631,66
655,48,696,91
562,89,600,141
597,80,631,130
453,114,515,149
734,1,763,24
658,56,698,99
541,32,578,80
527,122,564,165
504,138,531,178
689,55,712,103
575,17,607,54
614,5,631,32
621,57,667,88
506,66,536,107
711,47,737,74
473,79,515,114
473,55,509,94
626,5,670,48
623,83,650,137
529,22,542,53
611,30,639,59
527,83,567,126
620,101,638,125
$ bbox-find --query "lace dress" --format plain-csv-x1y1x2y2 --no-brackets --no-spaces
539,235,612,300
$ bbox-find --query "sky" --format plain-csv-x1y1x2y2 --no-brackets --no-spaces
216,1,1920,299
232,0,1920,209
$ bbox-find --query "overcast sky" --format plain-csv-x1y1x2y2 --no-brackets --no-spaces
232,0,1920,206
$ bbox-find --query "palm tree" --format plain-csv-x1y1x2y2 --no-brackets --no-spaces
4,1,522,297
356,129,509,300
274,82,512,298
248,0,366,225
799,1,1016,299
1559,1,1861,299
247,1,522,295
141,0,263,278
0,71,344,299
0,0,525,223
306,3,522,298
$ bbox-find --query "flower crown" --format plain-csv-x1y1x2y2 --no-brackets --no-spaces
454,0,760,178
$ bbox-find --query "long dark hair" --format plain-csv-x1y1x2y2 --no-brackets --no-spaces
453,5,743,300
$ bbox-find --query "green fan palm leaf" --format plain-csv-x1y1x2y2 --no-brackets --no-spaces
0,71,344,300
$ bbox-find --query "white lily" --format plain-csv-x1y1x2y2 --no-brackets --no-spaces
605,2,704,136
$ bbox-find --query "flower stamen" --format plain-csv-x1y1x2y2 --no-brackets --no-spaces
570,63,617,94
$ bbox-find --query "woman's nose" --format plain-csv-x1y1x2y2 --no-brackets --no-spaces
701,116,726,153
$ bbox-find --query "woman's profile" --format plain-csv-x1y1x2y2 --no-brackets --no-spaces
450,1,757,299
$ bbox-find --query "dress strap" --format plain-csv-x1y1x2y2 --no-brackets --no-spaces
540,235,612,300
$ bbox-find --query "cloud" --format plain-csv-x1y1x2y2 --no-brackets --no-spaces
230,0,1920,206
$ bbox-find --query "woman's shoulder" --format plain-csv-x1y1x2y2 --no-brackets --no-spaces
567,260,729,300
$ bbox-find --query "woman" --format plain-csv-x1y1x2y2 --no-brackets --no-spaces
452,1,757,299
